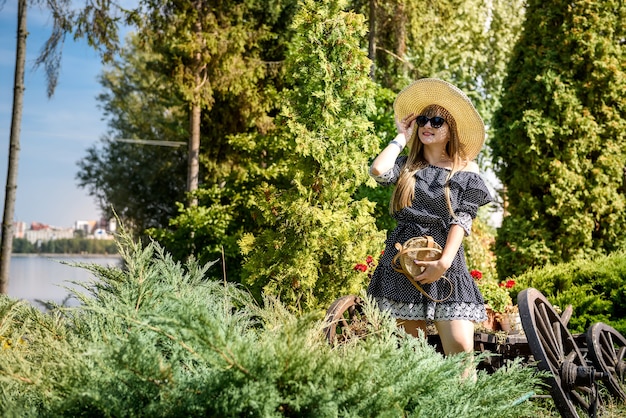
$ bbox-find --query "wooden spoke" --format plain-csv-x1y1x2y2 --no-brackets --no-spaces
586,322,626,402
323,295,367,345
570,389,591,410
519,288,600,418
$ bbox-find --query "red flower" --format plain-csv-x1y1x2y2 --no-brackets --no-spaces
498,280,516,288
470,269,483,280
366,255,374,265
353,263,368,272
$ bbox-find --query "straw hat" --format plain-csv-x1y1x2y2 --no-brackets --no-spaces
393,78,485,160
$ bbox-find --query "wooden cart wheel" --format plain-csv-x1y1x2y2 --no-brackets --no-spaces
518,288,605,418
586,322,626,402
323,295,367,345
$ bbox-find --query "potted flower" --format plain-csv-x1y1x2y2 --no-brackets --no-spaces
478,281,513,313
470,270,515,332
499,304,523,334
470,270,513,313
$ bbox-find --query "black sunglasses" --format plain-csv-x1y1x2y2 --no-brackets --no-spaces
416,115,446,129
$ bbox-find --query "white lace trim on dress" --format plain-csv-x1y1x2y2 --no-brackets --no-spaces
369,165,396,184
451,212,473,235
375,296,487,322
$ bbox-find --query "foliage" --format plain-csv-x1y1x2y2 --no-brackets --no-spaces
491,0,626,278
465,213,512,312
11,237,118,255
402,0,525,126
11,238,35,254
504,250,626,336
464,208,498,280
352,85,398,232
144,0,299,279
471,269,513,314
237,0,386,311
148,190,244,274
76,35,188,235
0,232,547,417
74,0,526,294
350,0,525,115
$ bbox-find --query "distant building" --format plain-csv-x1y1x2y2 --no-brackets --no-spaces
75,218,116,239
30,221,49,231
24,225,74,244
14,218,116,243
74,220,98,236
14,221,26,239
107,218,117,233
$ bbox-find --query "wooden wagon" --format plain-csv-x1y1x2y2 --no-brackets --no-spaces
323,288,626,418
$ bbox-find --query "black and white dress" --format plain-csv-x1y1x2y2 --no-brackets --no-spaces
368,156,492,322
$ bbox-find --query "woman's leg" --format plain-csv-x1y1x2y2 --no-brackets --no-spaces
434,319,475,355
396,319,429,338
436,319,477,379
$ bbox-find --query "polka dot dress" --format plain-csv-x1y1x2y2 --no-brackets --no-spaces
368,156,492,322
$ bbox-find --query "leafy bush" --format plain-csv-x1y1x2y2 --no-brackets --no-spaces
0,233,547,417
465,211,498,282
491,0,626,278
506,250,626,335
477,280,513,314
238,0,386,312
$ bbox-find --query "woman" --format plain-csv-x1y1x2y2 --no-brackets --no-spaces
368,78,492,356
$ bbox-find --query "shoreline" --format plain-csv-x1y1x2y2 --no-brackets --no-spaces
11,253,122,259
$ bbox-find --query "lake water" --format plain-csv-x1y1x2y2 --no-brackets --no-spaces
7,254,122,310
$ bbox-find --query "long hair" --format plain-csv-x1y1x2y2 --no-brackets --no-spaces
390,105,466,216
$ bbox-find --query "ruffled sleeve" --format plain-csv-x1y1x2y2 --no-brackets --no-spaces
369,156,407,186
450,173,493,235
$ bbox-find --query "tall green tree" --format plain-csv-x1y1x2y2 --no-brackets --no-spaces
238,0,385,311
131,1,269,205
491,0,626,278
67,0,295,211
145,1,298,273
77,36,188,234
76,1,296,241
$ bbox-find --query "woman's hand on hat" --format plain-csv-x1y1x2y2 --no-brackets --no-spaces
398,113,417,138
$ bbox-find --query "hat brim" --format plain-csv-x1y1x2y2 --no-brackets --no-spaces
393,78,485,160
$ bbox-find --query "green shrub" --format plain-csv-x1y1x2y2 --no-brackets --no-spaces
507,250,626,334
465,210,498,281
0,232,547,417
239,0,386,312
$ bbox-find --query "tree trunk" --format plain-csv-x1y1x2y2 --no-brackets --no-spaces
394,1,408,77
1,0,27,294
187,101,200,207
368,0,376,79
186,13,204,208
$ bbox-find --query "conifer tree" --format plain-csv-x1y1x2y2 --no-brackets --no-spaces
238,0,385,311
491,0,626,278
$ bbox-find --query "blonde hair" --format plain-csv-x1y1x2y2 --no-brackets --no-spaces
390,105,467,216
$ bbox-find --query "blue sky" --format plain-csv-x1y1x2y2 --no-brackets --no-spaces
0,2,109,228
